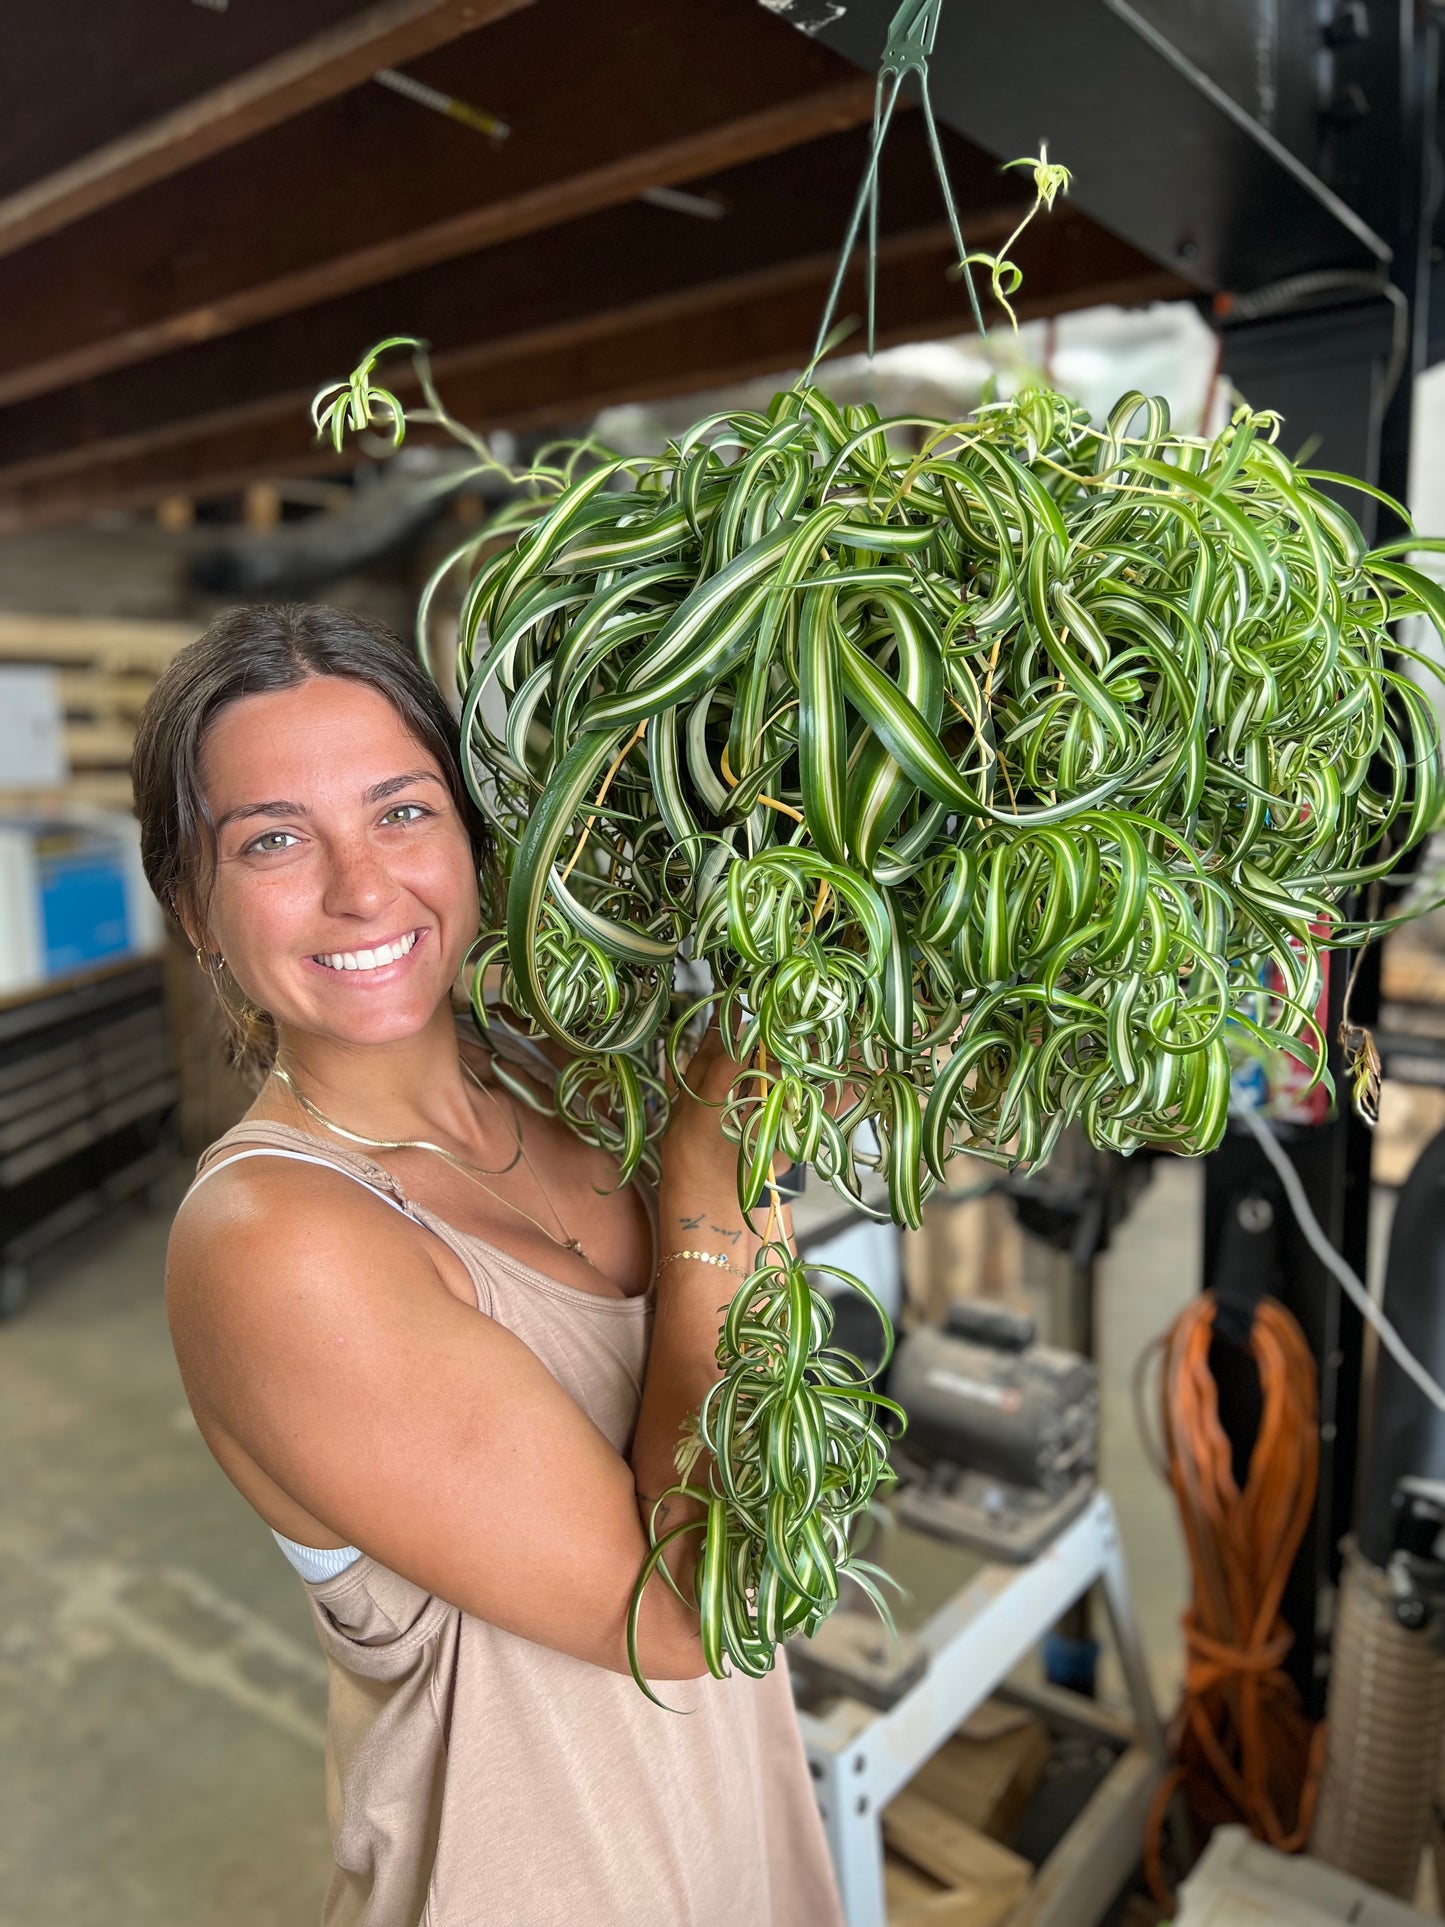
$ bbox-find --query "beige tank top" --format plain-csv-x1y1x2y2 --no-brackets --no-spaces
189,1119,843,1927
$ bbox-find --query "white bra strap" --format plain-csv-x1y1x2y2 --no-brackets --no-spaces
186,1146,412,1219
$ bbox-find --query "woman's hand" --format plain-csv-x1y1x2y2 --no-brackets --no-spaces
658,1020,748,1217
657,1019,800,1267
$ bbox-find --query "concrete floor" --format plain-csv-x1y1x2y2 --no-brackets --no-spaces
0,1153,1278,1923
0,1182,333,1926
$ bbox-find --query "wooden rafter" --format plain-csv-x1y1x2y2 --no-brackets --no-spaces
0,217,1186,531
0,0,874,408
0,0,535,260
0,119,1024,489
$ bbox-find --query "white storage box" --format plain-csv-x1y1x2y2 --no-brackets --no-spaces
0,813,162,998
1177,1827,1431,1926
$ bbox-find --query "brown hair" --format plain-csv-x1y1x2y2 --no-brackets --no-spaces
132,603,491,1085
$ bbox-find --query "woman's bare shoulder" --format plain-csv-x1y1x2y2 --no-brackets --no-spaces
168,1150,438,1310
166,1151,467,1428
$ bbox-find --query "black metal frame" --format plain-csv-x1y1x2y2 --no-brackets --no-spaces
787,0,1391,294
1198,14,1439,1713
0,961,180,1318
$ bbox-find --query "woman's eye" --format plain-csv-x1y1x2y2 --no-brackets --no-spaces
381,803,430,825
244,830,300,855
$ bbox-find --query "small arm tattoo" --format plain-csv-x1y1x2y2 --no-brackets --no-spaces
679,1212,705,1229
710,1224,742,1243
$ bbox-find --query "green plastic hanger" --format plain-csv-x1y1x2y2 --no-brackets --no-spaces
810,0,987,372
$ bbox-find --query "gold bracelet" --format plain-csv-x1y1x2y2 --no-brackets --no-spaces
658,1248,748,1280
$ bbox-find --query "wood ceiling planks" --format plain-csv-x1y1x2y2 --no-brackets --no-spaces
0,121,1027,488
0,213,1186,530
0,0,873,406
0,0,373,199
0,0,534,258
0,0,1190,520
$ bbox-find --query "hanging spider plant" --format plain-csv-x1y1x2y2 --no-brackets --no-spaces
312,0,1445,1700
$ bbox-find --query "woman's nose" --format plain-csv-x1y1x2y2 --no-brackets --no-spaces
322,835,401,920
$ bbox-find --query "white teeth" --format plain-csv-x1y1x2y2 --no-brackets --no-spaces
314,931,419,972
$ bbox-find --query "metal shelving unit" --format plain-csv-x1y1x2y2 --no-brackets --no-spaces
0,957,178,1316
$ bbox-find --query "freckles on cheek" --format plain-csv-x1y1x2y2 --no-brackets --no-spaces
212,863,313,960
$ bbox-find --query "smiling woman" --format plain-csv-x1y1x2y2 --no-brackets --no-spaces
128,605,841,1927
133,605,494,1084
196,673,481,1060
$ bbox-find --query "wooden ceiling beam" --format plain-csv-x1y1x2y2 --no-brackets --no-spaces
2,3,400,204
0,0,874,408
0,120,1023,488
0,218,1187,532
0,0,534,261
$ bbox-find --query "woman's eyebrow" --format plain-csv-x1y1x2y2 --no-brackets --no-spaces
362,770,446,803
214,772,443,832
215,798,306,832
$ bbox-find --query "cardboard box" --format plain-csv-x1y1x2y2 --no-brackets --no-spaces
883,1789,1032,1926
909,1702,1052,1843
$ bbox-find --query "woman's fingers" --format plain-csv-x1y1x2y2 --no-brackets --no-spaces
680,1019,744,1109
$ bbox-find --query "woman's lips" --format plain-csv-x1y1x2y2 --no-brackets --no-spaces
304,926,430,981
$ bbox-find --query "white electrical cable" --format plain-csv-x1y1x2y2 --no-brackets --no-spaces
640,185,727,219
1235,1097,1445,1416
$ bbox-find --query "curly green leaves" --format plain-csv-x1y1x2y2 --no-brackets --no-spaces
433,377,1445,1201
626,1246,902,1702
798,582,848,864
956,146,1075,329
311,335,424,452
367,362,1445,1703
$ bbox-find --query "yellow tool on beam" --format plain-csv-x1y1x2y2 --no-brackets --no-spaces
374,67,509,141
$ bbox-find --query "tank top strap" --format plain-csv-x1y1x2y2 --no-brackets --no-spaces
186,1144,413,1219
185,1120,498,1315
192,1118,413,1209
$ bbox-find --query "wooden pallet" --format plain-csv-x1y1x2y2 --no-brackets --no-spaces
0,611,194,809
1383,934,1445,1009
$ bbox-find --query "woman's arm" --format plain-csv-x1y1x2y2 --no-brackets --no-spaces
169,1163,713,1680
167,1031,776,1682
628,1026,780,1607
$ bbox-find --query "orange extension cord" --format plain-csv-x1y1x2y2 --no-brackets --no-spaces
1142,1292,1328,1913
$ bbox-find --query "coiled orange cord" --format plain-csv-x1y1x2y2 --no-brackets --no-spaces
1142,1292,1327,1912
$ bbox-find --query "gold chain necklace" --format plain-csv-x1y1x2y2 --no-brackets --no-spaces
270,1058,596,1270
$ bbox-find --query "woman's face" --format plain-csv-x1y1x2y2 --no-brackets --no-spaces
197,676,480,1051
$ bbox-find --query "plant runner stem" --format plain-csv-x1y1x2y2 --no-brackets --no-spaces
558,719,648,888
